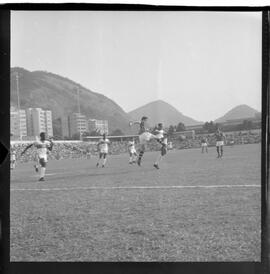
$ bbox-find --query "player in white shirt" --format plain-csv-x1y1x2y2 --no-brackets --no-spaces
10,147,16,170
127,138,137,164
153,123,168,169
96,133,110,168
21,132,53,181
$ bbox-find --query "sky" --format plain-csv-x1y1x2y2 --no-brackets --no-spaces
11,11,262,122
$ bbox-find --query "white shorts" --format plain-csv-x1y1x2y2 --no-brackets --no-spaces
201,143,207,147
216,141,224,147
139,132,155,144
100,149,108,154
129,148,136,154
38,154,48,162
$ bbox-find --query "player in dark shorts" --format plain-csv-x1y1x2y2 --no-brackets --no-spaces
201,136,208,153
214,129,226,158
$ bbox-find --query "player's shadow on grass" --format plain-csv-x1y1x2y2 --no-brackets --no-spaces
52,167,156,180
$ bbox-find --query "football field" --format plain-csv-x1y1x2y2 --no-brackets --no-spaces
10,144,261,261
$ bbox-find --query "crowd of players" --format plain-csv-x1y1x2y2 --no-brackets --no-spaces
10,116,261,181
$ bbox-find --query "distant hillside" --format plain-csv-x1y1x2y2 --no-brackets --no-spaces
128,100,202,127
10,67,133,136
215,105,260,123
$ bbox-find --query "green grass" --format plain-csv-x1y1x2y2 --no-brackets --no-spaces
10,144,261,261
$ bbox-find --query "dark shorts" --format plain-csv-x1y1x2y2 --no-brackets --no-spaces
161,146,167,156
39,158,47,167
99,152,107,158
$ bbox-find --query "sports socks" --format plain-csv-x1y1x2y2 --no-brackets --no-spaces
40,167,45,178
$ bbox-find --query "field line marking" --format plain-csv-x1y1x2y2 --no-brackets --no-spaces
11,184,261,192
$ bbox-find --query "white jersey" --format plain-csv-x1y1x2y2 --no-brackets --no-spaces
155,129,165,139
34,140,51,160
128,141,136,153
98,138,110,153
11,152,16,161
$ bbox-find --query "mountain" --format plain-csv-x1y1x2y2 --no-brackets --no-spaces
10,67,133,136
128,100,202,127
214,104,260,123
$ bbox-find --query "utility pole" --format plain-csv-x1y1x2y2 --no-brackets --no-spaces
16,72,22,141
77,88,82,140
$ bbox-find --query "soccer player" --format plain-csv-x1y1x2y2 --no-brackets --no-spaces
129,116,157,166
21,132,53,181
214,129,226,158
201,136,208,153
127,138,137,164
10,147,16,170
153,132,168,169
96,133,110,168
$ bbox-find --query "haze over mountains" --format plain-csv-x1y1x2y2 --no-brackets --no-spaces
10,67,260,136
214,105,260,123
128,100,202,126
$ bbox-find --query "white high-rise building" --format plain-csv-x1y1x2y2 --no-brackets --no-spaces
68,113,88,138
26,108,53,137
10,108,27,139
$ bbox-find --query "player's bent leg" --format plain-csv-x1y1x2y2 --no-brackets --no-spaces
137,144,145,166
220,146,223,157
38,158,46,181
216,146,220,158
102,153,107,167
96,153,102,167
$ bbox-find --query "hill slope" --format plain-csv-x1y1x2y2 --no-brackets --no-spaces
128,100,202,127
215,105,260,123
10,67,133,136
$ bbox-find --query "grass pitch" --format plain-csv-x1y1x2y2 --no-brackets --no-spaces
10,144,261,261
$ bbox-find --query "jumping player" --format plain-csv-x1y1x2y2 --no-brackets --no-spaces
127,138,137,164
201,136,208,153
21,132,53,181
96,133,110,168
214,129,226,158
129,116,157,166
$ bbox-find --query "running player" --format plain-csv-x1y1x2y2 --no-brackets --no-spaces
201,136,208,153
21,132,54,181
129,116,157,166
127,138,137,164
96,133,110,168
10,147,16,170
214,129,226,158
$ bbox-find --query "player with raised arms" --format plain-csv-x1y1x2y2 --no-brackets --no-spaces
127,138,137,164
96,133,110,168
214,128,226,158
129,116,158,166
21,132,54,181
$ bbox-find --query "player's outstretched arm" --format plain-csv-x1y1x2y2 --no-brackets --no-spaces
20,143,34,156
